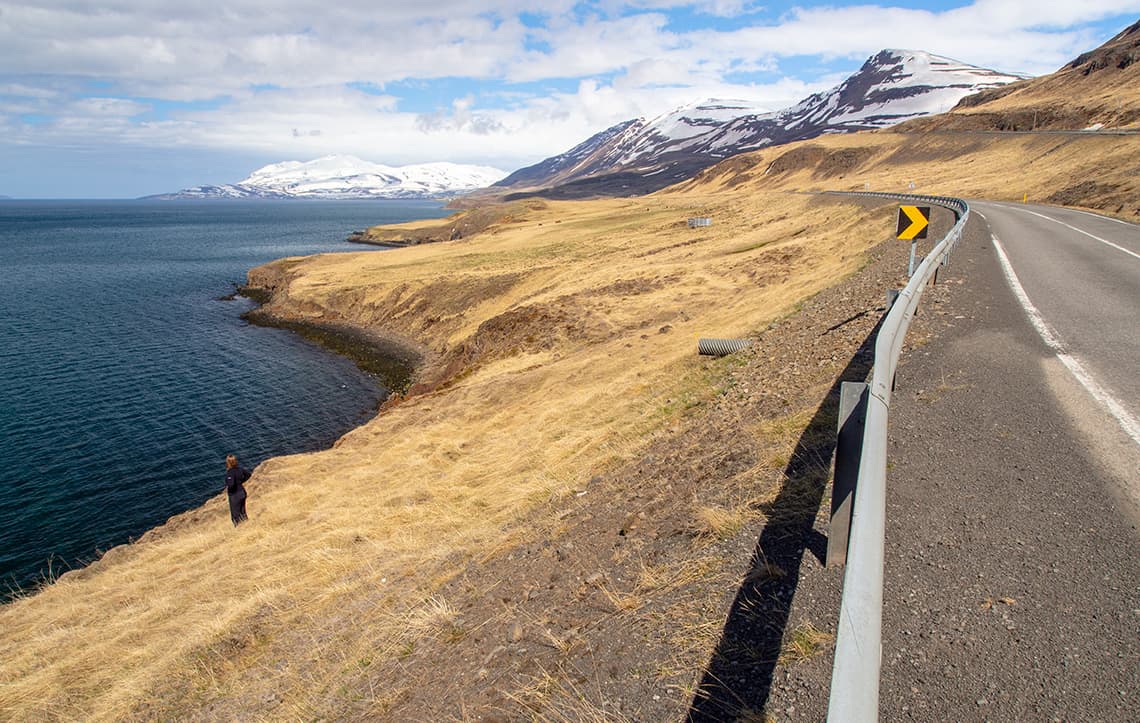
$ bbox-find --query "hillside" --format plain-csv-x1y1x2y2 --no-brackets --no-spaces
3,122,1137,719
3,28,1140,722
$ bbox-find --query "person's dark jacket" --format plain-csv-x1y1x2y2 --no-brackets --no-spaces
225,466,250,495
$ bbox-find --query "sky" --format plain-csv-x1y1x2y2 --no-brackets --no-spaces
1,1,1137,198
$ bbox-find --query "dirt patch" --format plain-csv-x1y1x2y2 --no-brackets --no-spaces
765,145,829,176
1046,180,1140,216
812,147,875,179
693,153,761,189
760,145,876,182
594,274,681,297
463,298,612,359
364,273,526,335
878,132,991,164
635,237,704,258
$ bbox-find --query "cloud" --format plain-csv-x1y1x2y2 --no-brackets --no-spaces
672,5,1116,77
415,96,510,135
1,0,1138,194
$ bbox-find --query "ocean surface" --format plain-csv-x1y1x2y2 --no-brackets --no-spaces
0,199,451,594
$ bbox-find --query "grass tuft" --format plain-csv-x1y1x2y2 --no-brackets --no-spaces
778,621,833,665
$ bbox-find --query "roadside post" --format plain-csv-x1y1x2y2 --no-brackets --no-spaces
828,381,869,567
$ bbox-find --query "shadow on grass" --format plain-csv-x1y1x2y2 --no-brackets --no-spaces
686,314,884,721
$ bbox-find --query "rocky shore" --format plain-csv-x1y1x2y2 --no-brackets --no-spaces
239,284,423,395
345,229,418,248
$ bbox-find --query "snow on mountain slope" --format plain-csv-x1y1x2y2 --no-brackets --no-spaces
150,156,508,200
643,98,773,145
490,119,647,191
776,50,1026,131
616,98,775,164
494,49,1024,196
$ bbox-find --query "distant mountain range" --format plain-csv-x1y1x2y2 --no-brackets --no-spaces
147,156,508,200
150,49,1026,203
490,49,1026,198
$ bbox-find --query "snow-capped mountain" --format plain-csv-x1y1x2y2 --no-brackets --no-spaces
150,156,508,200
495,99,772,192
494,50,1025,197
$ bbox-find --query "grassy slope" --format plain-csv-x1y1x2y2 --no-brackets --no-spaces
680,129,1140,218
1,125,1137,719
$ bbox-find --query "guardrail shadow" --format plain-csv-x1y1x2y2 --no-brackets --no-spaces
686,312,885,721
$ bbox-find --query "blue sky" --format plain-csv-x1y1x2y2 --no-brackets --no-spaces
0,1,1137,198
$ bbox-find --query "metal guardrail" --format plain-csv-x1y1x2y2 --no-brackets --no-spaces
825,192,969,722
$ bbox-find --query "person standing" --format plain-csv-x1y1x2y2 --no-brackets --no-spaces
224,454,251,526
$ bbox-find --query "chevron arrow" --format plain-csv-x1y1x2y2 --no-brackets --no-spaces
896,205,930,240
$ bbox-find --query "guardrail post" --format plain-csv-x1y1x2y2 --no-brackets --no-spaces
827,381,868,567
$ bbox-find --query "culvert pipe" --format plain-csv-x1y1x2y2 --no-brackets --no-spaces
697,338,753,356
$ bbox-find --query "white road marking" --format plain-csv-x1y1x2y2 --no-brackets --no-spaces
1067,207,1137,227
1003,206,1140,261
991,234,1140,446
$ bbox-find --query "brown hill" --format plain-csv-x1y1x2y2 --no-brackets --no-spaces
674,127,1140,218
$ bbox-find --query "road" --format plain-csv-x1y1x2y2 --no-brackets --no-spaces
971,201,1139,448
873,203,1140,721
760,200,1139,721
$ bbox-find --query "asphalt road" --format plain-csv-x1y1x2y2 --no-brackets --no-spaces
873,205,1140,721
747,200,1139,721
971,201,1139,445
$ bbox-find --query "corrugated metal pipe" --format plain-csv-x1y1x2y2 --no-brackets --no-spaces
697,338,753,356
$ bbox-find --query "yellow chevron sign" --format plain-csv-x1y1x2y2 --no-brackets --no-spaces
896,205,930,240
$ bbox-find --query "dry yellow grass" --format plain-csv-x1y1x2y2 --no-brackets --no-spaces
2,123,1136,719
778,621,833,665
0,186,884,719
677,130,1140,217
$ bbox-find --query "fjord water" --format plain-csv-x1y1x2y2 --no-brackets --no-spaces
0,199,450,594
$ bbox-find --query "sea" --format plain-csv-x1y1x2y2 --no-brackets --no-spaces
0,199,451,595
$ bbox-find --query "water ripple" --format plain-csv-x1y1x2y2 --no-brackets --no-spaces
0,199,450,592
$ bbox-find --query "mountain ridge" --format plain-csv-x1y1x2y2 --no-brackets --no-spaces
490,49,1025,199
147,155,508,200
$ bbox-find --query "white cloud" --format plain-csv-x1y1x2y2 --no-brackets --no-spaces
712,1,1140,74
1,0,1137,191
416,96,510,135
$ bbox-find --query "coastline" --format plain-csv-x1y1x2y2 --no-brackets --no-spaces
7,189,911,717
0,200,432,597
239,287,424,397
345,230,420,248
5,87,1140,718
37,273,429,595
